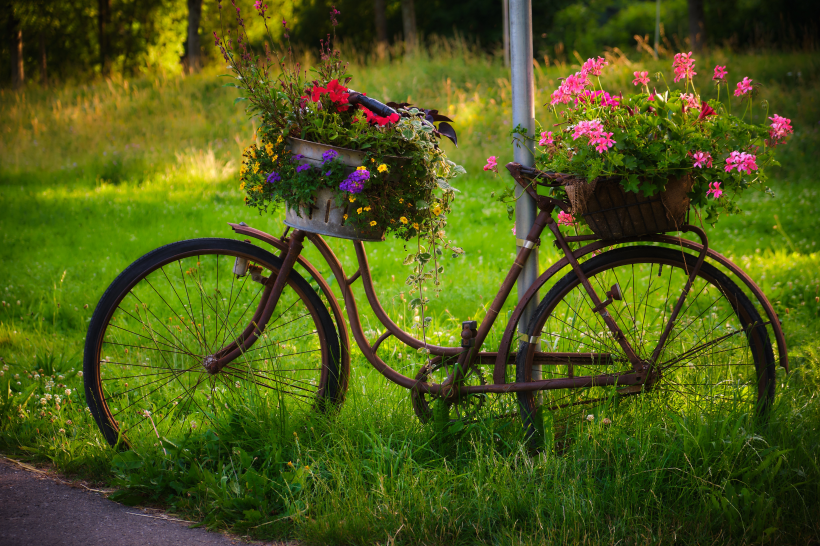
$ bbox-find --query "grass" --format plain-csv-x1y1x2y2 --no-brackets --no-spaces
2,45,820,544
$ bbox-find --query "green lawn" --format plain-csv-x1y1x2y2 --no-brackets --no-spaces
1,49,820,544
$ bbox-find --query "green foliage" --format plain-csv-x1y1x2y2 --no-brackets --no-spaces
1,49,820,544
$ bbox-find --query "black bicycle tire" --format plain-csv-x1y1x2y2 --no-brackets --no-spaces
83,238,344,447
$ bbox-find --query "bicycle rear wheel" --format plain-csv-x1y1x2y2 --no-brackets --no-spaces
516,246,775,440
83,238,345,448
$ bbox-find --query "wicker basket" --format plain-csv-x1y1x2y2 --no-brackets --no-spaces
565,175,694,240
283,138,386,242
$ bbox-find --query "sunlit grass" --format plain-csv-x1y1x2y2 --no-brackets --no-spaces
1,45,820,544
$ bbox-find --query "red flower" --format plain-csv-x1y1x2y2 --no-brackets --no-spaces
698,101,717,120
361,106,400,126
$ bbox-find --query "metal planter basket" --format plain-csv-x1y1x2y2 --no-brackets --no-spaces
283,138,386,242
565,174,694,240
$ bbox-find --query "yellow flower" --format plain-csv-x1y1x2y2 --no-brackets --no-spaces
399,198,403,203
356,166,368,171
377,163,388,173
357,207,363,214
364,206,371,211
431,203,442,215
390,219,395,223
412,223,420,230
244,145,256,159
270,154,278,162
370,220,377,226
265,143,274,156
371,158,375,162
239,182,246,190
276,135,283,144
349,196,356,202
343,214,348,220
252,163,260,173
240,164,248,176
400,216,408,224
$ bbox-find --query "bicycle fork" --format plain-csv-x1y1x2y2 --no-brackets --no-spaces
203,230,307,374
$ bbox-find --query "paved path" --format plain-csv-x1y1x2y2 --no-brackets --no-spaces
0,457,290,546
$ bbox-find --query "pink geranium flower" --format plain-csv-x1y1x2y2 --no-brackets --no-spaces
557,211,576,226
483,156,498,173
673,52,697,83
572,120,604,141
713,65,728,81
680,93,700,110
633,71,650,86
734,77,753,97
539,131,554,146
691,151,713,168
550,72,590,105
724,151,758,173
575,90,619,108
768,114,793,141
590,132,616,153
581,57,608,77
706,182,723,199
698,101,717,120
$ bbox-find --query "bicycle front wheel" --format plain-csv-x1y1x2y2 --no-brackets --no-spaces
83,238,345,448
516,246,775,436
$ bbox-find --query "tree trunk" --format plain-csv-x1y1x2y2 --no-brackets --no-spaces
39,32,47,86
502,0,510,67
8,5,24,89
401,0,417,51
98,0,110,74
687,0,706,52
187,0,203,73
374,0,388,46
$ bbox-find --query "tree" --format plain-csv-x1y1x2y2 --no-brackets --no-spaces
187,0,203,72
6,2,24,88
401,0,417,50
688,0,705,52
98,0,110,74
374,0,388,46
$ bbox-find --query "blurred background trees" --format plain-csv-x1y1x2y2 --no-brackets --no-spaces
2,0,817,88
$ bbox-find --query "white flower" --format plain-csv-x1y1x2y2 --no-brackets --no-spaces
59,428,65,434
65,389,72,396
58,375,65,380
0,371,3,377
78,371,83,377
55,396,62,404
602,417,612,425
40,398,47,405
586,414,595,422
14,374,19,379
45,394,53,401
235,381,240,388
34,374,40,379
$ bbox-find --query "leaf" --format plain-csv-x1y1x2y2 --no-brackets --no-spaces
437,122,458,146
415,200,429,210
403,255,416,266
623,174,641,193
409,298,422,308
233,97,247,104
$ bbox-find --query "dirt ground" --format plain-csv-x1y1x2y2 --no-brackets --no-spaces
0,457,293,546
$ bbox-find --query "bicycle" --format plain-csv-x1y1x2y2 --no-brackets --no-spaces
83,136,788,450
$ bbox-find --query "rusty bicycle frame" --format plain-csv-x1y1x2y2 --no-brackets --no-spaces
204,162,788,402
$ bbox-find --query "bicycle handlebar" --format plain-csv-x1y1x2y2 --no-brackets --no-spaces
347,92,398,118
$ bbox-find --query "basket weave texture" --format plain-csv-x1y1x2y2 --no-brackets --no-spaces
564,175,694,240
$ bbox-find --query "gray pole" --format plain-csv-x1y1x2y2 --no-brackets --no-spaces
502,0,510,68
510,0,538,362
654,0,661,59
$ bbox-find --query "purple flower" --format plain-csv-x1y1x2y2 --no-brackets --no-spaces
339,169,370,193
321,149,339,163
266,171,281,184
296,164,311,173
325,170,332,176
291,154,305,162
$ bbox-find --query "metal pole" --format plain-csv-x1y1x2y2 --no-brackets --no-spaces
510,0,538,364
